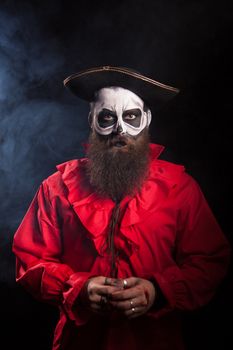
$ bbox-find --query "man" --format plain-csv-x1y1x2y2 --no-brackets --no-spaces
13,66,231,350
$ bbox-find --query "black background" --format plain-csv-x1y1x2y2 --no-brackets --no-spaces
0,0,232,349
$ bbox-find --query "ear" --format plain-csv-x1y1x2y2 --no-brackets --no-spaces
88,102,94,127
88,111,93,127
147,109,152,126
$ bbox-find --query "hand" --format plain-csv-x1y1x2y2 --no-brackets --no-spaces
79,276,123,315
109,277,156,319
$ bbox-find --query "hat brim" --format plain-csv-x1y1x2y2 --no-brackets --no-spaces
63,66,179,110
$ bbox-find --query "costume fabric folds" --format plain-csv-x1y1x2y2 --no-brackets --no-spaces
13,144,231,350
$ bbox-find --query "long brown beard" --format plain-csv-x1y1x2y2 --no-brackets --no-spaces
85,129,150,202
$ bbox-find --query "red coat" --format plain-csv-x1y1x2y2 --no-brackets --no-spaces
13,144,231,350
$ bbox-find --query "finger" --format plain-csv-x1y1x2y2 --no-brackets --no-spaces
120,277,140,289
110,286,142,301
124,306,145,319
107,277,139,290
88,284,121,299
89,276,108,286
100,294,108,305
95,276,126,289
128,310,145,319
87,276,119,287
110,295,148,311
88,288,112,302
90,301,112,311
89,294,114,314
89,303,111,315
112,277,145,291
104,277,124,288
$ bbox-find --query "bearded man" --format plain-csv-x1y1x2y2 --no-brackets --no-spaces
13,66,231,350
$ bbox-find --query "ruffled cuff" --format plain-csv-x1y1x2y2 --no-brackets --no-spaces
41,263,74,301
17,262,73,304
62,272,94,326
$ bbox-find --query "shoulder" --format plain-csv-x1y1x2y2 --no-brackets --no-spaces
149,157,203,201
149,157,185,187
149,143,187,187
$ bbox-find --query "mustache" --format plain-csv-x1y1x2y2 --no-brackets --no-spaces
104,134,135,147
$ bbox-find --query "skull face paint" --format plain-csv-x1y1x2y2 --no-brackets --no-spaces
89,87,152,136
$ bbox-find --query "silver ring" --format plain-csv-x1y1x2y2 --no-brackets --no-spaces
131,307,136,313
123,279,128,289
130,300,134,307
104,277,110,285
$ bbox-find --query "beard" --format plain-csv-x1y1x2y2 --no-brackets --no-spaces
85,129,150,202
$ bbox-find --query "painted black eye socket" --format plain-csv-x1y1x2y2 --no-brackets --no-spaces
123,109,142,128
98,110,117,128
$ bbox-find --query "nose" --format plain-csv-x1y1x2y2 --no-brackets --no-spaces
116,124,124,134
113,121,125,135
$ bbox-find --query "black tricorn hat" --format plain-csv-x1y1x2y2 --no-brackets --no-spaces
63,66,179,110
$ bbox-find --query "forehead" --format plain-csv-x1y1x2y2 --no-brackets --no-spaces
94,87,144,109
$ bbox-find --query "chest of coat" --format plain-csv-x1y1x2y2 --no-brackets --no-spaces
60,200,178,273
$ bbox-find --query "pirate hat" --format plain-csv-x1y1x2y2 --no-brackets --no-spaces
63,66,179,109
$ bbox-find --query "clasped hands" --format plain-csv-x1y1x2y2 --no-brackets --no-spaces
79,276,156,319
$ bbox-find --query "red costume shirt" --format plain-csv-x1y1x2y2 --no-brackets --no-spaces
13,144,231,350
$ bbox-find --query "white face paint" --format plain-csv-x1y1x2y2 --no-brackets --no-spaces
89,87,152,136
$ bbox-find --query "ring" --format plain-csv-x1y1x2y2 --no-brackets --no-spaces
130,300,134,307
131,307,136,313
104,277,110,285
123,279,128,289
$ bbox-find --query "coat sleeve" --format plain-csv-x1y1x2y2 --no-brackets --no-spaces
148,174,231,318
12,181,93,326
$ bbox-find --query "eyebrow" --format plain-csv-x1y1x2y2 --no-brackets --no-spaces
99,108,117,116
122,108,142,116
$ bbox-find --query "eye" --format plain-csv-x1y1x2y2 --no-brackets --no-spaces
124,114,136,120
103,115,114,121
